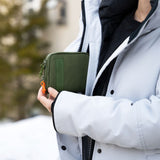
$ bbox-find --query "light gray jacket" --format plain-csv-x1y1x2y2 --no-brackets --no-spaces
52,0,160,159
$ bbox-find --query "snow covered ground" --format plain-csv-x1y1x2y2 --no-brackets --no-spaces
0,115,59,160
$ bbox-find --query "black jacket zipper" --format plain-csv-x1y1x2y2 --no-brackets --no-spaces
78,0,86,52
82,136,95,160
79,1,95,160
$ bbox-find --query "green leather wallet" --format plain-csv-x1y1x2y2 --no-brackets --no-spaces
40,52,89,93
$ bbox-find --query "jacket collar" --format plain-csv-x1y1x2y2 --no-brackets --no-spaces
91,0,160,95
129,0,159,42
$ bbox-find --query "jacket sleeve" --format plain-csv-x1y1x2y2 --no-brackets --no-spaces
52,73,160,150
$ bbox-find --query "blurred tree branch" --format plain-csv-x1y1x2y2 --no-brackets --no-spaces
0,0,50,120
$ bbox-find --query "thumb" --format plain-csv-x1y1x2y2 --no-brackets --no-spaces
48,87,59,98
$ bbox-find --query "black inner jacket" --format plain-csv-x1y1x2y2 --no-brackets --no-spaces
97,10,141,72
94,11,141,96
93,0,140,96
97,0,138,71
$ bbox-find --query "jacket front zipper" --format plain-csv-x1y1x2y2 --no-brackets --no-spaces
87,137,95,160
78,0,86,52
80,0,96,160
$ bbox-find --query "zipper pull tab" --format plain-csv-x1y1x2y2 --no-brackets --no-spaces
40,80,46,94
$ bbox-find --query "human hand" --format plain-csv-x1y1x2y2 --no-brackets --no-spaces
37,87,59,112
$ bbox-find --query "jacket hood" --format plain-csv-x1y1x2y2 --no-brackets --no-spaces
99,0,160,42
141,0,160,35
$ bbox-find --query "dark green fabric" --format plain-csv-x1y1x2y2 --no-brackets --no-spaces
42,52,89,93
55,58,64,91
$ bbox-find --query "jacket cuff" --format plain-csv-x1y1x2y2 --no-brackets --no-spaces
51,92,61,132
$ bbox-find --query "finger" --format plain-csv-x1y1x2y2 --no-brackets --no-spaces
48,87,59,99
37,87,46,100
37,87,52,112
39,96,52,112
49,94,54,100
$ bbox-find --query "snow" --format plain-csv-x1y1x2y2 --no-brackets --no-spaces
0,115,59,160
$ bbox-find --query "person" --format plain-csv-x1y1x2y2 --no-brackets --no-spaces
37,0,160,159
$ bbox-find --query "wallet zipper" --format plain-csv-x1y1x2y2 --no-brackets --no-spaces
39,59,46,80
40,52,88,80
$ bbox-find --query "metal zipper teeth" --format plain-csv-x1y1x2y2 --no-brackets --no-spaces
88,138,95,160
88,137,92,160
40,60,46,80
